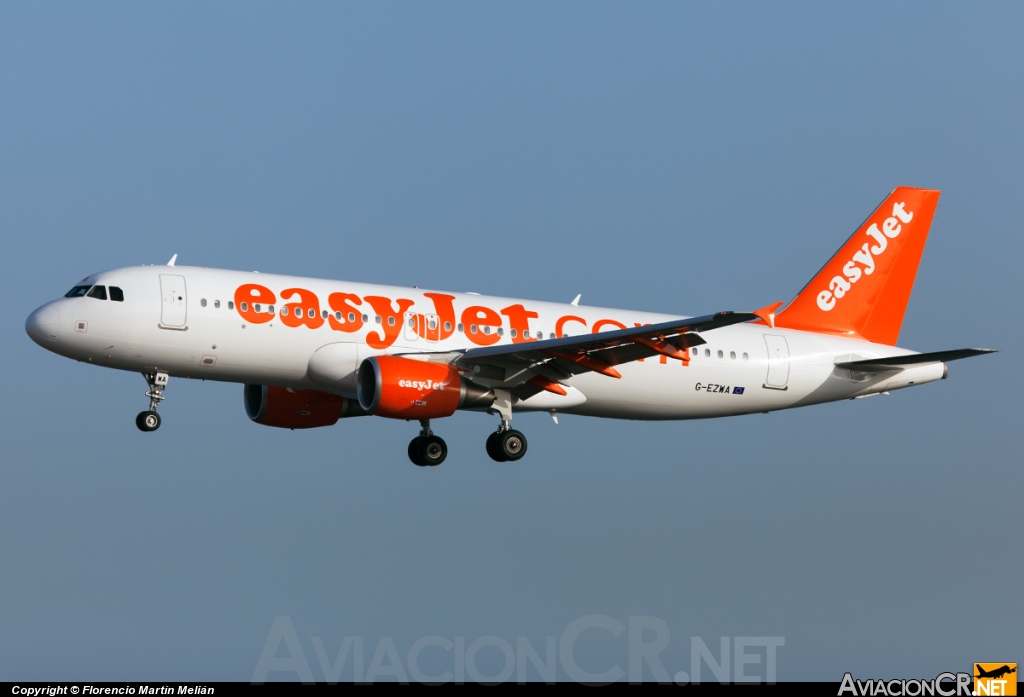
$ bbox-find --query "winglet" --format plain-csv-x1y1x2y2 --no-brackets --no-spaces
167,254,178,267
570,294,581,306
752,301,784,328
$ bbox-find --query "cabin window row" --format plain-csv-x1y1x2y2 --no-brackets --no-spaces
200,297,566,339
692,347,749,361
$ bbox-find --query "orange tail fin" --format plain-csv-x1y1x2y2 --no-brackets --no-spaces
774,187,940,345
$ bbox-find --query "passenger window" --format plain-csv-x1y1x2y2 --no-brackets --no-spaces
201,298,207,307
109,286,125,302
730,351,736,359
228,301,234,310
87,285,108,300
444,321,452,332
510,328,517,338
281,307,289,316
388,316,395,326
214,300,221,309
704,349,710,357
65,285,91,298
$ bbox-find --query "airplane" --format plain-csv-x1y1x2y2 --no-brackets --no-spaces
25,187,995,466
975,665,1016,680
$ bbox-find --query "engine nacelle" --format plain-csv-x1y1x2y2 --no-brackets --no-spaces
244,384,366,429
357,355,494,420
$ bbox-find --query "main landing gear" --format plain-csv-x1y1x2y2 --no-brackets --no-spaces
408,420,448,467
405,390,529,466
485,425,528,462
136,372,169,432
485,388,527,462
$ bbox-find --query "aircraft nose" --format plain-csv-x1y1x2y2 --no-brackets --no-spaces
26,302,61,346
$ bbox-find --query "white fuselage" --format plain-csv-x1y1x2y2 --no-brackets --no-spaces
25,265,946,420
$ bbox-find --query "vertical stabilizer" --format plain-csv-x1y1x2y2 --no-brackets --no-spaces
774,187,940,345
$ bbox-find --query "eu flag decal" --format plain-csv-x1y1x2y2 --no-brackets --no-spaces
733,386,745,395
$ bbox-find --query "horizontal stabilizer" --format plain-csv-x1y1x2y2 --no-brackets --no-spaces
835,348,996,372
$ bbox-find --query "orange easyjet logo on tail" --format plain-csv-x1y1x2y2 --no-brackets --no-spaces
817,201,914,312
774,186,940,345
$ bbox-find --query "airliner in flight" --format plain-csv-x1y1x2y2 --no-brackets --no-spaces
25,187,993,465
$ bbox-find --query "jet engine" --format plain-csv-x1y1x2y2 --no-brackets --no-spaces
357,355,494,420
244,384,366,429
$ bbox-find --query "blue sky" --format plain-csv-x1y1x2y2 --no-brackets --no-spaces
1,2,1020,681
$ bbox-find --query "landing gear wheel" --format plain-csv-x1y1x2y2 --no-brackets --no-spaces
408,437,426,466
136,410,161,432
486,431,508,462
417,436,447,466
498,429,527,461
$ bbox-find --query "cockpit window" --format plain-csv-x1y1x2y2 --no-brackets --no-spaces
65,285,91,298
109,286,124,302
86,285,108,300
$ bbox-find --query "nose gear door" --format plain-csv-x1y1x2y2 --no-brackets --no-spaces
160,274,187,328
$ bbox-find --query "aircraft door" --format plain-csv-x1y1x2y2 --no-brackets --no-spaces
403,311,419,341
763,335,790,389
160,274,187,328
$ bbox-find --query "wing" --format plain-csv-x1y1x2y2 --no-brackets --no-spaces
835,348,996,372
441,311,759,399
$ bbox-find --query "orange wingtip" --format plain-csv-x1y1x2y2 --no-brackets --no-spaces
752,301,784,328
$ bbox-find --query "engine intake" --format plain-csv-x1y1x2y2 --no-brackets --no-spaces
357,355,494,419
244,384,366,429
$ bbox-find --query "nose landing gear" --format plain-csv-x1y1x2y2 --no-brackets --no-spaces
408,419,447,466
136,372,169,432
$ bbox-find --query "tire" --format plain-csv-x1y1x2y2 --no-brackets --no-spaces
498,429,527,461
417,436,447,466
136,411,161,432
408,437,426,466
485,431,508,462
